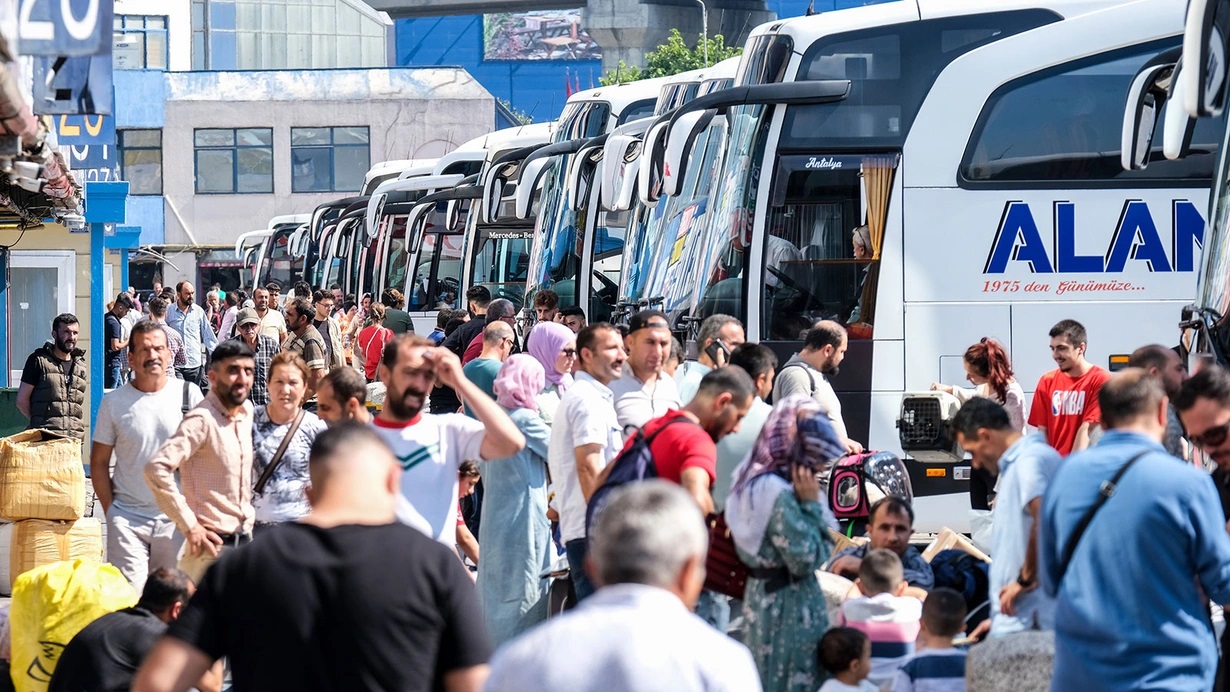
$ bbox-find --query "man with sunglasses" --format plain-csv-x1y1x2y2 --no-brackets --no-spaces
1175,364,1230,691
461,322,515,418
229,308,279,406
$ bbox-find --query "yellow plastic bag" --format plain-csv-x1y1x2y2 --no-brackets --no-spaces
9,559,137,692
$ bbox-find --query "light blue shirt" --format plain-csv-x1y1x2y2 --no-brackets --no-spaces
674,360,711,404
989,433,1060,637
166,302,218,369
1040,430,1230,691
713,398,771,512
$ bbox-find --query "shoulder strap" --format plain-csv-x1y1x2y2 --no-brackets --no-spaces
643,415,697,446
255,410,306,495
779,362,817,396
181,381,191,415
1056,449,1150,585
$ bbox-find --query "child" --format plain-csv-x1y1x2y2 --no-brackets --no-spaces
839,549,923,689
818,627,878,691
892,588,968,692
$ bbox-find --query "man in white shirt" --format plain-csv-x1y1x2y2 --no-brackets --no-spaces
609,310,681,432
548,322,626,601
91,321,204,592
773,320,862,453
675,314,745,403
252,288,287,344
371,333,524,546
487,481,762,692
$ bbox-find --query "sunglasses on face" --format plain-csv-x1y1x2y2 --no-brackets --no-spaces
1189,420,1230,450
560,348,578,358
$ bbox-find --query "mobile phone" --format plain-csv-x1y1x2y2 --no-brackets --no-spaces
705,339,730,363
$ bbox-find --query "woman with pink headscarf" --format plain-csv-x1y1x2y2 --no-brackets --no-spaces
476,354,553,646
526,321,577,425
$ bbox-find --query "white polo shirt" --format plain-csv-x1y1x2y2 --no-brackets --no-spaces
608,367,682,431
372,412,487,545
548,372,624,543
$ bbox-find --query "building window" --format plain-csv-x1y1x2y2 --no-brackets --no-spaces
119,130,162,195
291,127,370,193
194,128,273,194
114,15,168,70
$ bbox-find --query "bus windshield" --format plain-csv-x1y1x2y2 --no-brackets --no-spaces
687,104,771,325
264,227,303,288
470,223,535,308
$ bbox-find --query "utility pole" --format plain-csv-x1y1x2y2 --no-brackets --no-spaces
694,0,709,66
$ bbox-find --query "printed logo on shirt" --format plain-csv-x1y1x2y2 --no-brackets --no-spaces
1051,390,1087,416
397,443,440,471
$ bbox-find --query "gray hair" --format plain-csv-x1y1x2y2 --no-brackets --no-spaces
486,298,517,322
589,481,708,590
698,314,740,347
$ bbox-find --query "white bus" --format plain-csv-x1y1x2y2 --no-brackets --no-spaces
653,0,1224,529
519,77,674,325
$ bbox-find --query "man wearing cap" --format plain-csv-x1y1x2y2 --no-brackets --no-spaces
609,310,682,432
229,308,279,406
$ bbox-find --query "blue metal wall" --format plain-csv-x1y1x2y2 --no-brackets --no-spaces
394,1,893,121
112,70,166,246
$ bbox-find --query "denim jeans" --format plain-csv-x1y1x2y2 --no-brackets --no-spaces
695,589,732,633
105,363,124,389
564,538,595,602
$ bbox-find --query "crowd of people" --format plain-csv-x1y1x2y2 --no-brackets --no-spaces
16,276,1230,691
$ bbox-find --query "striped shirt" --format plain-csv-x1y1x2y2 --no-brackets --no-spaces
840,593,922,688
892,649,967,692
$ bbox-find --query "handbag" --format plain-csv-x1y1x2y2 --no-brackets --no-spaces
704,512,749,599
254,410,305,496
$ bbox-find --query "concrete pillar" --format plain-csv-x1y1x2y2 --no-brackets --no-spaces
585,0,775,76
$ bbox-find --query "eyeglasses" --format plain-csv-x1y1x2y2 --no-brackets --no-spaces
560,348,578,358
1188,420,1230,450
239,323,259,331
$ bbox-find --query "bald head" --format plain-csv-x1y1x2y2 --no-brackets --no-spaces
483,321,514,346
1128,344,1187,398
306,423,400,522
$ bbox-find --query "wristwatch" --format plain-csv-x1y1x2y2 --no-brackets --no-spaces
1016,572,1035,588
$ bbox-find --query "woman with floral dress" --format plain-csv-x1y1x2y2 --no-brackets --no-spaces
726,395,846,692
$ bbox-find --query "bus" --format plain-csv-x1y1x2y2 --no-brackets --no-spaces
1150,0,1230,367
519,77,673,325
236,214,311,292
653,0,1223,529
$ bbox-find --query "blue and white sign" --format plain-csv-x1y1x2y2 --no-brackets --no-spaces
32,54,112,115
63,143,120,185
18,0,114,57
54,114,114,145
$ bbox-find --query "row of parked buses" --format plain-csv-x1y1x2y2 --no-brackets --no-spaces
233,0,1225,530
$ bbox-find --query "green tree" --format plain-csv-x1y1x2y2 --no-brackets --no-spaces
599,29,742,86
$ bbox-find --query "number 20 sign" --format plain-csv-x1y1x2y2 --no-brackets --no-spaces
18,0,114,57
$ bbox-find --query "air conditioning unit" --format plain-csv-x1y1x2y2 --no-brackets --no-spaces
896,391,962,462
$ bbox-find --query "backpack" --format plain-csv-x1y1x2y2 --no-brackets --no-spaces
930,549,991,630
772,361,818,404
827,451,912,522
585,417,695,536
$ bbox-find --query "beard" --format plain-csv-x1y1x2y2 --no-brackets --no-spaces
386,384,427,420
54,336,75,353
216,383,250,408
821,359,840,377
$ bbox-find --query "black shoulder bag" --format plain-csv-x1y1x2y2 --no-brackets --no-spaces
254,411,305,496
1056,450,1150,584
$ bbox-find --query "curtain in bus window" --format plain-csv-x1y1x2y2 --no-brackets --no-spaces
862,157,895,259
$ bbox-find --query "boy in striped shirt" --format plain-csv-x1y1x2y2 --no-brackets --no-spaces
839,549,922,688
892,588,968,692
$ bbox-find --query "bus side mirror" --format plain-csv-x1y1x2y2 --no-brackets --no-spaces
637,121,669,206
516,157,553,220
1181,0,1230,118
1164,67,1198,161
662,109,716,197
1121,63,1172,170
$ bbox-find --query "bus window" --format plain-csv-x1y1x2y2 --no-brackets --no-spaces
408,234,437,312
385,217,409,298
762,154,894,341
963,40,1225,185
590,209,626,323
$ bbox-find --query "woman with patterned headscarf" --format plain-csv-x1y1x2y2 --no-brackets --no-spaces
477,354,553,646
726,395,846,692
526,321,577,424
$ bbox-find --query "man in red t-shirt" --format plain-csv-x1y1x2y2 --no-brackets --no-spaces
1029,319,1112,456
628,366,756,514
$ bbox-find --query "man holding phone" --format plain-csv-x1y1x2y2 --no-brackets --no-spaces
675,314,745,403
774,321,863,453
